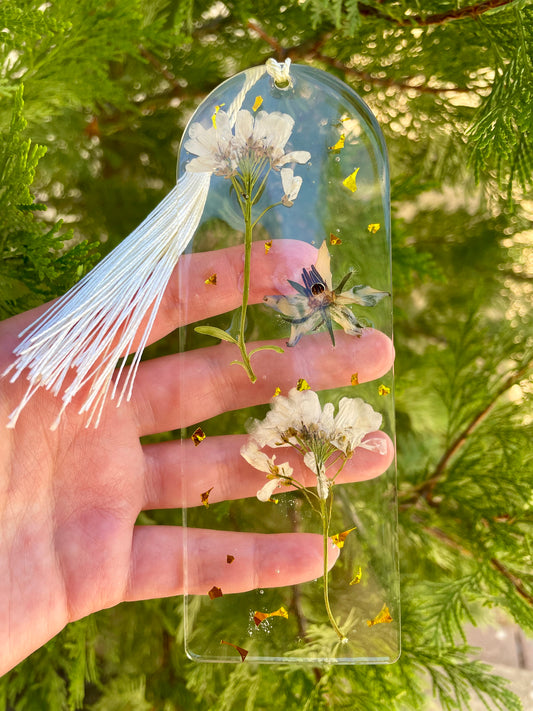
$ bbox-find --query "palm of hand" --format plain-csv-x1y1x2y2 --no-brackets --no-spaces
0,241,394,674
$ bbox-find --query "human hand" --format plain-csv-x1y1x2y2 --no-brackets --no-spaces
0,240,394,675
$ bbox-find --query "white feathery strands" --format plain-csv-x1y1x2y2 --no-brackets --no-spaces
5,173,210,430
5,59,292,429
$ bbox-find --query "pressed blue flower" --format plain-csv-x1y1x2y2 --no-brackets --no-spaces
263,241,388,346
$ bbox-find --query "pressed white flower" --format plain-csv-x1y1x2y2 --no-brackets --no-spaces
184,110,237,176
185,108,310,179
256,478,283,502
243,388,384,501
280,167,303,207
241,440,293,502
330,397,383,455
232,109,267,155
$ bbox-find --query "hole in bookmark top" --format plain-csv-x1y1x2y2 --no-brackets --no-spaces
177,61,399,664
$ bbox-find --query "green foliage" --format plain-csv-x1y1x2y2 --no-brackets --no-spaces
1,0,532,709
0,86,96,315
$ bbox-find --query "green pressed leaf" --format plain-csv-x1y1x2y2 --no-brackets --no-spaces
248,345,285,356
194,326,238,344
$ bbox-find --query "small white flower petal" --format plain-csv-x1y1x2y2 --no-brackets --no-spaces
241,441,271,472
277,150,311,166
257,477,282,502
331,397,383,453
280,167,303,205
314,241,333,290
358,436,388,455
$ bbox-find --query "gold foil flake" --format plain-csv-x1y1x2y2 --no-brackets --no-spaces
192,427,206,446
329,233,342,245
367,604,393,627
252,95,263,112
331,526,357,548
349,567,362,585
220,640,248,662
367,223,381,233
273,386,281,397
201,486,214,508
342,167,360,193
296,378,310,391
264,239,272,253
328,133,345,151
378,384,391,396
205,273,217,285
351,373,359,386
253,606,289,627
208,585,223,599
211,104,225,129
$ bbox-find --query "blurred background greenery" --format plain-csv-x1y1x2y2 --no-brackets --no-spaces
0,1,532,709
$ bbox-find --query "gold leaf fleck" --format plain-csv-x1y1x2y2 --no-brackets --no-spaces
367,603,393,627
192,427,206,446
342,167,360,193
331,526,357,548
208,585,223,599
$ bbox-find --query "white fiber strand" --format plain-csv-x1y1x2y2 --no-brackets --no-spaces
6,172,210,428
5,59,287,428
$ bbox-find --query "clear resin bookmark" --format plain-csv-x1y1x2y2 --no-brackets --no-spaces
179,63,399,664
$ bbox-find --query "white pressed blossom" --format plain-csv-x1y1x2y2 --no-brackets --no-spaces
280,167,303,207
186,108,310,177
184,110,237,176
330,396,385,456
244,387,385,501
240,441,293,501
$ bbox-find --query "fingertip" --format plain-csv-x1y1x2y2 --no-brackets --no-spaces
348,329,394,383
256,533,339,589
250,239,318,297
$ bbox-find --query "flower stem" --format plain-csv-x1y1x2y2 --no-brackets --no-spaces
320,497,345,640
237,192,257,383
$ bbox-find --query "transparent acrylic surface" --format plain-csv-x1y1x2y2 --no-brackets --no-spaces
177,64,399,664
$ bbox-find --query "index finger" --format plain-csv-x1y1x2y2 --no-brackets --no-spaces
147,239,317,345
